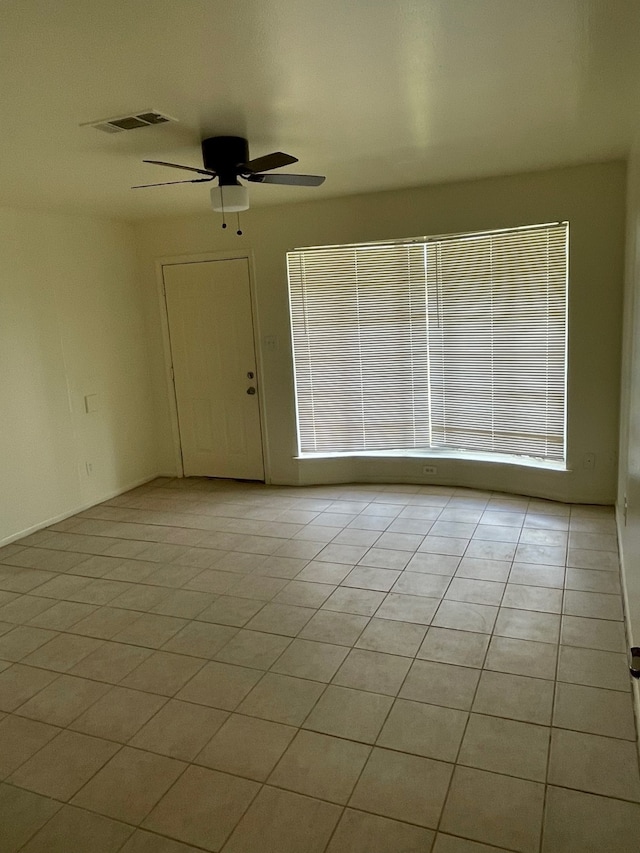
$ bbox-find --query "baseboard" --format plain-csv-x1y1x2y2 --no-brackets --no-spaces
615,503,640,752
0,473,162,548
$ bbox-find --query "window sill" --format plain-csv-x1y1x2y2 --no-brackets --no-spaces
294,449,567,472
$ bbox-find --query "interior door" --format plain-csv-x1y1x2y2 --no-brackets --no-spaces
163,257,265,480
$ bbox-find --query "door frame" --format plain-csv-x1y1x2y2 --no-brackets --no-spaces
155,250,271,482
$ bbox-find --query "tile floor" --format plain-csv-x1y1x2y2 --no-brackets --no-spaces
0,477,638,852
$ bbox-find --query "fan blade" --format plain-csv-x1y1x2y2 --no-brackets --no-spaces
247,172,325,186
132,177,214,188
240,152,298,174
143,159,216,177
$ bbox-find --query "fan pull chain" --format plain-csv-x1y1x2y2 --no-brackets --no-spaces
221,190,227,229
236,212,243,236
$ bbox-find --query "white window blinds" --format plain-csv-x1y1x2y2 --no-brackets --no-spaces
287,222,567,462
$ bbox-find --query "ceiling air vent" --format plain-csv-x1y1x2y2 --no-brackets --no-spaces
81,110,177,134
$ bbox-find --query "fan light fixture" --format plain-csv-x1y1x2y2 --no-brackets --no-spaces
210,184,249,213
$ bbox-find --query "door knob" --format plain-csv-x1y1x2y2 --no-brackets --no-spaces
246,386,256,395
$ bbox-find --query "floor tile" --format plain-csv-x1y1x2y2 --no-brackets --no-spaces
296,561,352,584
67,606,141,640
417,627,489,668
567,548,619,570
198,596,265,627
432,600,498,634
563,590,623,620
458,713,549,780
143,764,259,850
0,626,59,662
406,552,460,575
0,595,57,625
69,641,152,684
400,660,480,710
229,575,290,602
9,729,119,800
552,681,637,739
508,562,565,588
196,713,295,780
455,557,511,582
177,661,262,710
244,602,315,636
131,699,228,760
377,698,467,761
268,729,370,803
0,665,60,711
494,608,560,643
541,785,640,852
299,610,369,645
274,580,335,608
0,715,59,777
560,614,626,652
484,636,557,680
501,584,562,613
162,621,238,658
392,572,449,597
355,618,426,656
16,674,109,726
548,728,640,800
27,601,96,631
237,673,325,725
332,649,411,696
565,567,620,594
2,483,634,853
326,808,435,853
70,685,166,741
342,566,401,592
349,746,452,828
445,578,505,606
222,785,341,853
317,544,369,564
215,629,291,669
121,650,207,696
19,804,133,853
72,746,186,824
112,613,187,649
514,543,565,566
375,593,439,624
440,766,544,853
0,783,62,853
472,670,554,724
21,634,104,672
271,638,348,682
557,645,630,690
433,835,515,853
465,540,517,561
302,685,393,743
119,829,204,852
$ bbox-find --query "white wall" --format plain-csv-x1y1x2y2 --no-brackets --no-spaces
135,161,625,503
0,207,159,544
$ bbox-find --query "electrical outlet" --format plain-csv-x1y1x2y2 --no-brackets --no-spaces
423,465,437,475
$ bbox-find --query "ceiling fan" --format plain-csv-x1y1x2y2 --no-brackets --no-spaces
133,136,325,227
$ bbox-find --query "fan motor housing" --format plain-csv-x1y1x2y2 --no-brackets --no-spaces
202,136,249,184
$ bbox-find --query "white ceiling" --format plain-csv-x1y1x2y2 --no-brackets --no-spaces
1,0,639,220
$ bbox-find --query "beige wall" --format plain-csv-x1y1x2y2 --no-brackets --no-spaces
0,207,159,544
135,161,625,502
618,142,640,684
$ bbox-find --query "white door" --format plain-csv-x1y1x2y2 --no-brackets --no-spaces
163,258,265,480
